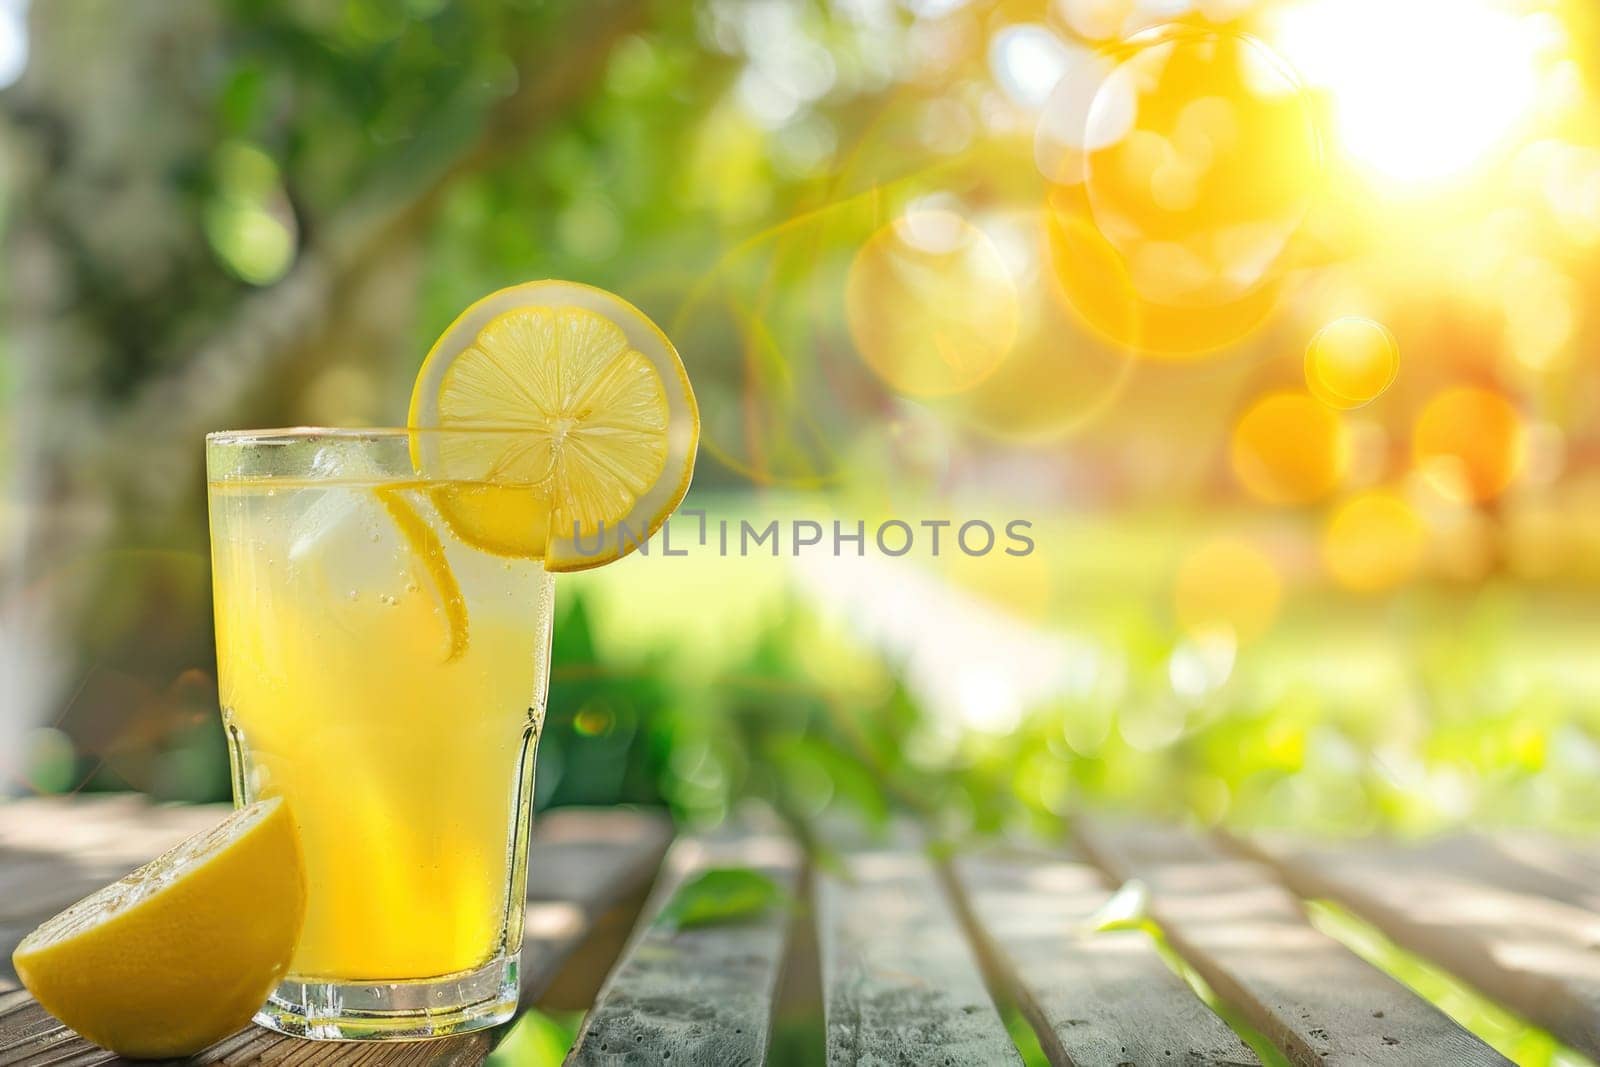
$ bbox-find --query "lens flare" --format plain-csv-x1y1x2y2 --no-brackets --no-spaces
1412,386,1525,503
677,135,1042,486
1174,536,1282,643
1322,490,1427,592
1231,391,1348,505
671,197,879,488
846,208,1020,397
948,210,1136,441
1074,28,1319,308
671,285,846,488
1036,25,1317,358
1056,0,1135,43
1044,193,1281,357
1304,316,1399,409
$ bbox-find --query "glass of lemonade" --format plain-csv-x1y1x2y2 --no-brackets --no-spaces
206,427,556,1040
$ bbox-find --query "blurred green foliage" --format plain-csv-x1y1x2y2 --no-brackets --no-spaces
486,1008,584,1067
8,0,1600,841
535,502,1600,839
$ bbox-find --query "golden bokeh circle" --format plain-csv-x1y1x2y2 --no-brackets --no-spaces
1044,192,1281,358
1231,391,1349,505
1037,25,1319,359
1304,317,1399,410
944,208,1138,442
1411,386,1526,503
1174,536,1282,642
1321,490,1427,593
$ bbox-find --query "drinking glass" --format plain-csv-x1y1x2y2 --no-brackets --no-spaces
206,428,555,1040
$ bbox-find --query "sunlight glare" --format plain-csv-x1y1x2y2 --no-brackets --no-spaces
990,23,1072,111
0,0,27,90
1269,0,1547,184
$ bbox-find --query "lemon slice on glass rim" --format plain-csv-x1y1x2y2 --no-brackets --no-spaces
409,280,699,572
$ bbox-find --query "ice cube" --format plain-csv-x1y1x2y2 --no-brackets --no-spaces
287,449,404,600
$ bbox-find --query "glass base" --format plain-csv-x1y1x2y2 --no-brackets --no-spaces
254,954,519,1041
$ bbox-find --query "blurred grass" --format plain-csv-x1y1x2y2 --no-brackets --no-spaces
999,1000,1050,1067
1307,901,1595,1067
486,1009,584,1067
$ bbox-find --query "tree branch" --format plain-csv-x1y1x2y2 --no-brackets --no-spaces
111,0,648,490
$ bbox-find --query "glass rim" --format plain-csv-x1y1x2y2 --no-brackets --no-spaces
206,426,545,445
206,425,560,486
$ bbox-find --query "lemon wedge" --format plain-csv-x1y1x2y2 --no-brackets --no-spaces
12,798,305,1058
409,280,698,571
375,484,470,660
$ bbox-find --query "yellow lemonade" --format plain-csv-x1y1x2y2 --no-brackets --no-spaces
208,473,552,981
205,280,698,1041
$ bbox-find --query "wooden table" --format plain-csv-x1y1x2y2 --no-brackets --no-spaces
2,796,1596,1065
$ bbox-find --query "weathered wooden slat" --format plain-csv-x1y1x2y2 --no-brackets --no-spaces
0,796,227,956
1346,833,1600,913
564,822,802,1066
0,1000,79,1062
518,810,677,998
1478,831,1600,908
1074,818,1509,1067
0,795,225,856
1245,833,1600,1060
949,844,1258,1066
817,832,1019,1066
0,803,672,1066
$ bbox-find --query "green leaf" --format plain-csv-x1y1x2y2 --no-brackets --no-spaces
1088,878,1151,933
485,1008,582,1067
658,867,788,930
